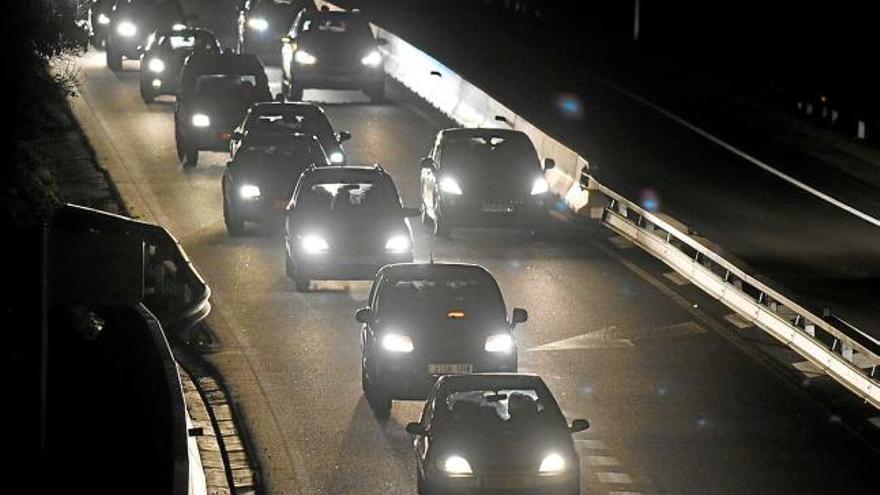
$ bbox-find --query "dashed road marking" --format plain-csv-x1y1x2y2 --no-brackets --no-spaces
596,472,633,484
792,360,824,377
608,492,643,495
662,271,689,285
724,312,754,329
586,455,621,466
575,439,608,450
609,235,635,249
530,321,704,351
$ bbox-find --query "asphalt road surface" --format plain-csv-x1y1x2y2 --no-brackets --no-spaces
69,2,880,493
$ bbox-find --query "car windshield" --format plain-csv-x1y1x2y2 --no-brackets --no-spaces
166,34,214,51
195,74,259,95
301,17,373,41
437,388,563,431
442,134,540,174
378,273,505,321
298,179,398,213
253,113,334,142
239,142,325,166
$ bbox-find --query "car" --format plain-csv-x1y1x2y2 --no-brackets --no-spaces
355,263,527,418
86,0,116,48
280,8,387,102
283,165,418,291
174,53,272,168
139,27,221,103
419,128,557,236
405,373,589,495
230,101,350,165
222,132,329,235
104,0,188,71
237,0,315,65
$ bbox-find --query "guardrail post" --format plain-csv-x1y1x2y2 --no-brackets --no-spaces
618,202,628,217
804,322,815,337
841,341,854,362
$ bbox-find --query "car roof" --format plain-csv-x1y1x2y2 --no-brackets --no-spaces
435,373,545,393
377,262,492,280
303,165,386,180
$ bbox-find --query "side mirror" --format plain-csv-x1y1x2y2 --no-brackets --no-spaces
231,131,243,141
405,422,427,436
336,130,351,143
511,308,528,325
355,307,374,323
376,37,389,47
419,157,435,170
569,419,590,433
401,207,421,218
543,158,556,170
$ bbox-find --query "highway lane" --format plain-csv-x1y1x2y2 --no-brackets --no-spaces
70,4,880,494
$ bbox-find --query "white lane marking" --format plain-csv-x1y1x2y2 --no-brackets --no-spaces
609,235,635,249
724,312,754,329
792,360,824,377
662,271,689,286
576,439,608,450
591,73,880,228
596,472,633,484
530,321,704,351
608,492,643,495
868,417,880,429
586,455,621,467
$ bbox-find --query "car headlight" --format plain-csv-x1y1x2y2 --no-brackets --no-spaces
484,333,514,353
381,333,414,353
439,177,462,195
329,151,344,164
147,58,165,73
385,235,410,254
539,453,566,474
171,23,187,31
97,13,111,25
301,234,329,254
531,177,549,195
191,113,210,127
247,17,268,31
361,50,382,67
239,184,261,200
117,21,136,37
294,50,316,65
441,455,473,476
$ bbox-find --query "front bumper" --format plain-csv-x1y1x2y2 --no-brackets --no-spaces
291,250,413,281
289,65,384,90
185,125,237,152
233,196,291,223
141,70,180,96
440,194,550,228
377,353,517,400
424,470,578,495
108,33,145,58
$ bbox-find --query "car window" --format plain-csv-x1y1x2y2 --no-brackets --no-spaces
441,134,540,173
435,388,563,431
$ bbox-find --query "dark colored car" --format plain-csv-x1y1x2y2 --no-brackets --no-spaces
406,373,589,495
139,27,221,102
355,263,526,418
237,0,315,65
284,165,418,291
105,0,187,71
174,53,272,168
87,0,115,48
419,128,557,236
280,8,387,102
230,101,350,165
223,133,329,235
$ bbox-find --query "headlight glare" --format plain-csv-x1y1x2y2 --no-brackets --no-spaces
385,235,410,253
484,333,515,353
381,333,414,353
117,21,136,37
97,14,111,25
539,453,566,474
191,113,210,127
439,177,462,195
247,17,268,31
294,50,316,65
301,235,329,254
361,50,382,67
531,177,550,195
329,151,344,164
442,455,473,475
147,58,165,73
239,184,261,200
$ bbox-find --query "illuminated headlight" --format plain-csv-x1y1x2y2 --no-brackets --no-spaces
385,235,410,253
539,453,566,474
301,235,329,254
147,58,165,73
117,21,137,37
151,79,162,89
439,177,462,195
329,151,344,164
239,184,261,200
440,455,473,476
484,333,514,353
97,14,111,25
361,50,382,67
247,17,268,31
191,113,210,127
531,177,549,195
381,333,414,353
294,50,316,65
172,23,187,31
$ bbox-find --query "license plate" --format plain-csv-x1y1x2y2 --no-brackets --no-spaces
428,363,473,374
482,203,513,213
483,476,534,489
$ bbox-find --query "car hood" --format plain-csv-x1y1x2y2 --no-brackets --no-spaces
443,164,540,198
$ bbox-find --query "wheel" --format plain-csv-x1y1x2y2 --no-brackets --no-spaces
287,259,310,291
179,140,199,168
139,82,155,103
223,193,246,236
367,81,385,103
363,358,392,418
106,44,122,71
